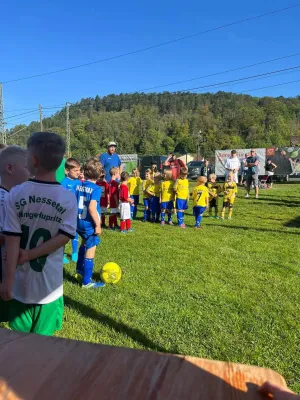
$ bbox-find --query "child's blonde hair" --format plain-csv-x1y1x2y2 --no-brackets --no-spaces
132,168,140,177
197,176,207,185
164,170,173,180
180,167,188,177
84,157,103,180
27,132,65,172
0,146,27,175
227,172,234,180
209,173,216,181
109,167,119,177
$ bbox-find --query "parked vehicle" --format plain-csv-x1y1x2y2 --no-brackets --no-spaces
187,161,204,180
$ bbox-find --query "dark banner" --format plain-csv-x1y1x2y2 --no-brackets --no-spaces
266,147,300,176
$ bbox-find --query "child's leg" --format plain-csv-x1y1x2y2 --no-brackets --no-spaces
71,232,79,262
167,210,173,223
130,196,135,219
120,220,126,232
76,238,86,276
161,208,166,224
209,206,212,217
82,239,104,288
101,215,106,226
228,204,233,219
113,214,118,227
109,214,114,228
221,206,226,219
177,210,184,226
126,219,132,231
133,195,139,219
215,205,219,218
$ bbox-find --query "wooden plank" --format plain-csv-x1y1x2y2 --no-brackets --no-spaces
0,328,286,400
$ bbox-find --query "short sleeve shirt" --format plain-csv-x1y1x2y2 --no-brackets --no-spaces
100,152,122,182
76,181,102,235
3,180,77,304
246,156,259,175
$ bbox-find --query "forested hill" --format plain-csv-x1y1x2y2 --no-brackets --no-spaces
8,92,300,160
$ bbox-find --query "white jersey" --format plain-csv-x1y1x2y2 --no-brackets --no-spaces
3,179,77,304
0,187,8,282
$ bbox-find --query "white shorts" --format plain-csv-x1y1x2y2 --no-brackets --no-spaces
119,202,131,220
101,207,108,214
266,171,274,176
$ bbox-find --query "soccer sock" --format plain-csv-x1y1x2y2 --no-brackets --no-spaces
109,215,114,228
196,214,203,227
126,219,131,230
83,258,94,285
130,204,134,219
133,204,137,219
101,215,105,226
113,214,118,227
120,220,126,231
147,209,151,221
71,235,78,255
76,245,85,275
177,211,184,226
228,208,233,218
221,209,225,218
161,211,165,222
168,212,173,222
215,207,218,217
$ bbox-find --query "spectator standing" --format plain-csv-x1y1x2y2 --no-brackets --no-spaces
265,159,277,188
224,150,241,183
100,141,122,182
164,153,185,181
240,152,249,185
245,149,260,199
200,160,212,178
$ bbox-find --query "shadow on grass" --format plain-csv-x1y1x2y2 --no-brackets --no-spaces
284,216,300,228
210,224,300,235
63,271,176,354
256,197,300,207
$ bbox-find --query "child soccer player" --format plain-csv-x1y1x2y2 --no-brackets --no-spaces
128,168,142,219
0,146,30,323
207,174,220,219
160,170,175,226
97,173,110,228
75,157,104,288
119,172,134,233
192,176,209,229
108,167,119,230
0,132,77,336
148,173,161,223
142,169,152,222
221,172,237,220
174,167,189,228
61,157,81,263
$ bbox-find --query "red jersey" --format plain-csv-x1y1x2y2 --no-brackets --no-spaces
109,180,119,208
96,180,109,207
119,183,129,203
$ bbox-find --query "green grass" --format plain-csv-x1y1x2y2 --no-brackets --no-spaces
2,184,300,391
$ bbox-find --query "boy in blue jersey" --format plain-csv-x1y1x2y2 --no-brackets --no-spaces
75,157,105,289
61,158,81,264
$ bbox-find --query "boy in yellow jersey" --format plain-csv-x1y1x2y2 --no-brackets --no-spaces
148,173,161,223
192,176,209,229
174,167,189,228
221,172,237,220
142,169,152,222
160,170,175,226
207,173,221,219
128,168,142,219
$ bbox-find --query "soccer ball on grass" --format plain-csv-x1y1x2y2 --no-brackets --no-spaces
100,262,122,284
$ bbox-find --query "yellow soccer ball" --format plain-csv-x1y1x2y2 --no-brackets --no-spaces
100,262,122,284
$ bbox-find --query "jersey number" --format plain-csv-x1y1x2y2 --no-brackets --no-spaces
196,191,203,202
78,196,87,219
20,225,51,272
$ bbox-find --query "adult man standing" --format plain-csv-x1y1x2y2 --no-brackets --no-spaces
100,141,122,182
224,150,241,183
245,149,259,199
164,153,185,180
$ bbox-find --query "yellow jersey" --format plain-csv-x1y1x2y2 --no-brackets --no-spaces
206,182,221,201
128,177,142,196
192,185,209,207
142,179,153,199
223,182,237,202
146,182,161,197
174,178,189,200
161,180,175,202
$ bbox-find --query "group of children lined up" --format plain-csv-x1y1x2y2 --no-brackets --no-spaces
139,167,238,228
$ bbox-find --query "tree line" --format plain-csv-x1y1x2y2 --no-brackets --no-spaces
7,91,300,160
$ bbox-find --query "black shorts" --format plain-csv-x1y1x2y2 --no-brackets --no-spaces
223,201,233,208
209,198,217,208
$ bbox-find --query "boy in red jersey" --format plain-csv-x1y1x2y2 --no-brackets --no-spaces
96,173,110,228
108,167,119,230
119,172,134,233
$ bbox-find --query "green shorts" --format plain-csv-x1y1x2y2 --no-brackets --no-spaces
9,296,64,336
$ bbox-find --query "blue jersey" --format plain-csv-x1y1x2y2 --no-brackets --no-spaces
100,152,122,182
76,181,102,236
61,177,81,194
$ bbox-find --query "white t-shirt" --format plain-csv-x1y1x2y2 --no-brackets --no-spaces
0,187,8,281
224,157,241,182
3,179,77,304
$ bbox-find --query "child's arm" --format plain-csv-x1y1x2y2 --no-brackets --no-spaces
0,235,20,301
89,200,101,235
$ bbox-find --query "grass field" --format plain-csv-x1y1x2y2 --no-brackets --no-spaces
2,184,300,391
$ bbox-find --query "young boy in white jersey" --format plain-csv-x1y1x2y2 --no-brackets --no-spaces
0,132,77,336
174,167,189,228
0,146,30,323
61,157,81,263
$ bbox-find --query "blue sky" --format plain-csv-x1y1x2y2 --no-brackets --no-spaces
1,0,300,128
